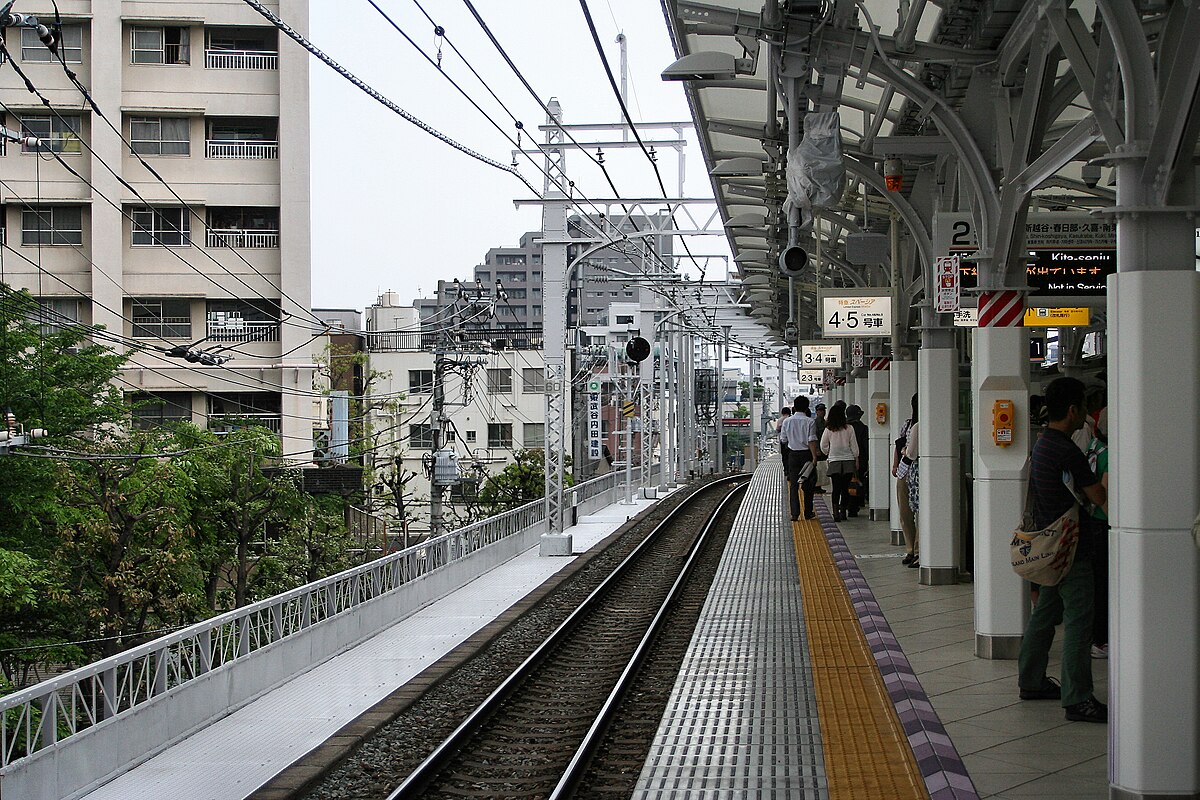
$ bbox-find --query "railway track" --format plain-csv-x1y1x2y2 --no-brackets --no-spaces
385,477,748,800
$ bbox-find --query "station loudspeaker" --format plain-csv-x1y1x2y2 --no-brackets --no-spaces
784,322,798,344
778,245,808,277
625,336,651,363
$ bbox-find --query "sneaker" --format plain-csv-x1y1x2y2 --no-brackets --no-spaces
1091,644,1108,659
1065,696,1108,723
1020,677,1062,700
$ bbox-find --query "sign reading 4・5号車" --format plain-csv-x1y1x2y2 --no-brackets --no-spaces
819,288,893,338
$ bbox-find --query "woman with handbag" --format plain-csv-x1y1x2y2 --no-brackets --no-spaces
892,394,919,566
820,404,859,522
846,405,870,517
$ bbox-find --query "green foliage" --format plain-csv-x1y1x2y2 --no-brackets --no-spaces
0,285,129,553
53,430,203,658
476,449,573,513
253,495,356,596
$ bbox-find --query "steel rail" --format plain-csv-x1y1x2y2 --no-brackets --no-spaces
548,480,749,799
386,474,749,800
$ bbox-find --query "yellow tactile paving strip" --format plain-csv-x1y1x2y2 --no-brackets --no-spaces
792,511,928,800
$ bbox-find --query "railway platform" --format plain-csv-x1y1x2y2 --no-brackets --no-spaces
634,454,1108,799
14,458,1111,799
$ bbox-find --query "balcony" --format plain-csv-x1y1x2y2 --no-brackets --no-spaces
205,318,280,343
206,228,279,248
205,49,278,70
208,413,282,435
205,139,278,159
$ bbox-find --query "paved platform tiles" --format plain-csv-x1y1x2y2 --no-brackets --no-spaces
79,491,670,800
831,503,1110,799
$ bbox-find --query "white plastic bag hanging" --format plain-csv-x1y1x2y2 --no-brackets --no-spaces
784,111,845,220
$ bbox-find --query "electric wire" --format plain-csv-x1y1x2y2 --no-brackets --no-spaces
237,0,538,195
38,9,328,330
0,54,329,336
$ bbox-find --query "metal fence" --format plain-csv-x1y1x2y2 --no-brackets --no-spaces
204,50,278,70
0,472,618,771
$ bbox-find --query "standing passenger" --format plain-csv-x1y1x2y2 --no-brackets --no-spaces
777,407,792,460
813,402,828,494
821,404,859,522
781,396,819,521
846,404,869,517
892,394,919,566
1016,377,1108,723
1085,408,1110,659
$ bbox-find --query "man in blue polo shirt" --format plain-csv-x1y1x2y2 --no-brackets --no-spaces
1017,377,1108,723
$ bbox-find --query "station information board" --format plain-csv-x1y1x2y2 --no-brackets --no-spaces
797,369,824,384
953,307,1090,327
819,289,893,338
800,343,842,367
934,212,1116,296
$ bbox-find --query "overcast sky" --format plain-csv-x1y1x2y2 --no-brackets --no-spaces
307,0,726,312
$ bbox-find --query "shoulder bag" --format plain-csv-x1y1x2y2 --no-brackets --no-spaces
1010,475,1080,587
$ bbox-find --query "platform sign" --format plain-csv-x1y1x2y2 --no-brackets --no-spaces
851,339,864,368
934,255,961,312
934,212,1116,297
797,369,824,384
587,379,602,393
587,392,603,459
819,289,892,338
800,343,842,367
953,307,1090,327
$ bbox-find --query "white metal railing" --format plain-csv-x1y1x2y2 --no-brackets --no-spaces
0,471,618,770
206,229,279,249
205,319,280,343
204,49,278,70
207,413,282,434
205,140,278,159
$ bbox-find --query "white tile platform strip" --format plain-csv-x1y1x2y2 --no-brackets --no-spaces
80,493,666,800
633,457,828,800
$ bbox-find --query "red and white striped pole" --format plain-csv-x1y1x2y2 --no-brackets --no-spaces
978,290,1025,327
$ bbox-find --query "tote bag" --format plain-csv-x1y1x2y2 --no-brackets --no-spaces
1010,479,1081,587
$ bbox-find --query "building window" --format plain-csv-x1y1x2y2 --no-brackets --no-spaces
21,206,82,245
205,27,278,70
208,393,281,435
205,117,278,158
132,207,190,246
132,26,190,64
522,368,544,394
130,117,190,156
206,299,280,342
131,298,191,339
129,391,192,430
487,423,513,449
29,298,80,335
408,369,433,393
206,207,279,248
409,423,434,450
22,24,83,63
465,430,476,443
522,423,544,449
486,368,512,393
20,115,81,154
615,314,635,325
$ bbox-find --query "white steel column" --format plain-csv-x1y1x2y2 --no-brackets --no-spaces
971,326,1030,658
854,376,867,414
867,368,890,520
1109,263,1200,797
917,347,960,585
747,356,758,469
889,360,918,546
539,192,571,556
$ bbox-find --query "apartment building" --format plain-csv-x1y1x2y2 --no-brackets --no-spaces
0,1,314,457
365,291,554,532
415,214,675,332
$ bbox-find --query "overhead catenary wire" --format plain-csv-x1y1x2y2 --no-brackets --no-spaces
0,54,329,334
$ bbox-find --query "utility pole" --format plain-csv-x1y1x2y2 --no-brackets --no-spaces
429,342,446,538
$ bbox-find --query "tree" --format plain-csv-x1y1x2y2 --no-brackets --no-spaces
54,431,203,658
0,285,128,554
173,424,305,609
252,495,356,596
476,449,572,514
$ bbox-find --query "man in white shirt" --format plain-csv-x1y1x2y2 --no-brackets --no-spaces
780,396,820,520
